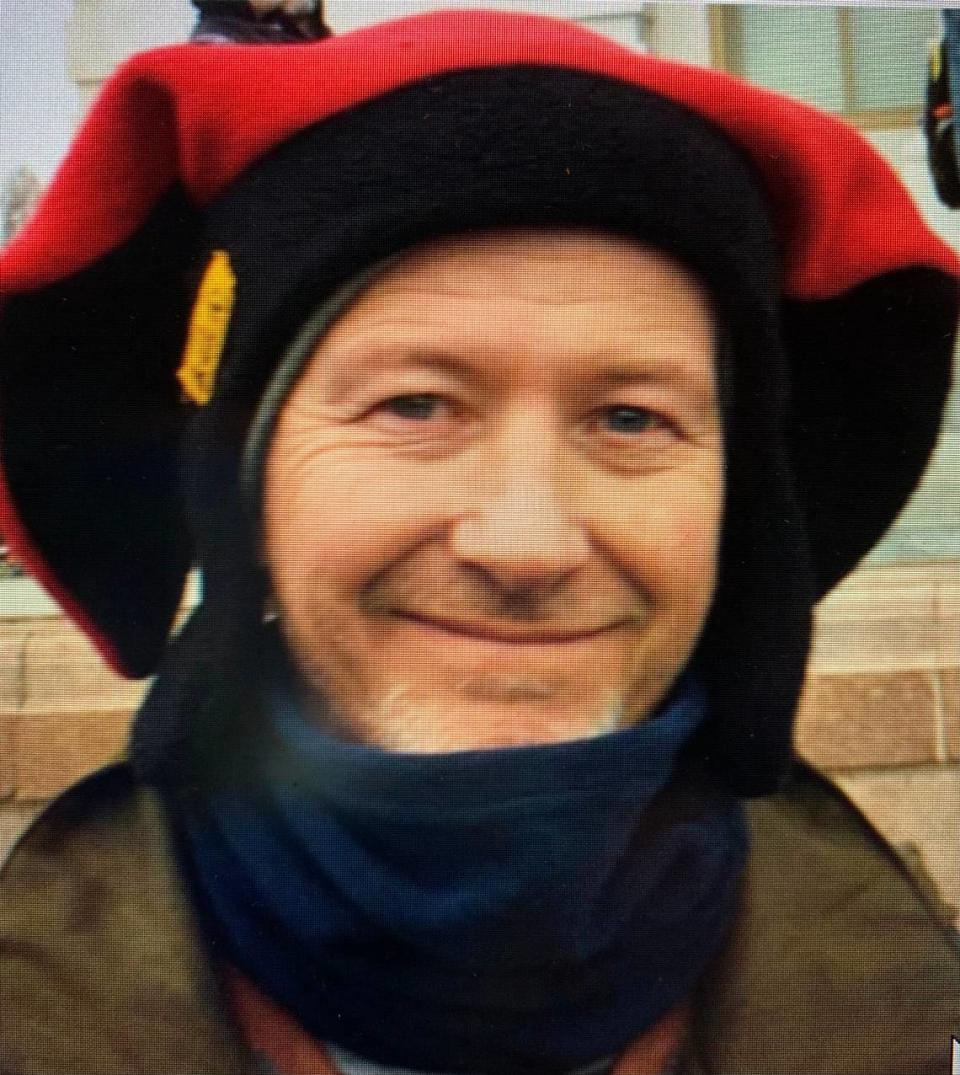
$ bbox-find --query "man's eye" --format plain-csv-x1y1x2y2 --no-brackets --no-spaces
599,405,662,435
379,393,446,421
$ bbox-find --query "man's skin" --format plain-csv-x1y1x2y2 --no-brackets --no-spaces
264,228,725,753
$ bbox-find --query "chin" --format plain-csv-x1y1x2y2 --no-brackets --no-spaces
359,683,629,753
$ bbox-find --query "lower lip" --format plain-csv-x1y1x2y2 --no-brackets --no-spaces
393,613,625,648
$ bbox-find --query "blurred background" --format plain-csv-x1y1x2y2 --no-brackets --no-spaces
0,1,957,919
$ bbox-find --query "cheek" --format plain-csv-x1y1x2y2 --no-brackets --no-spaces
592,472,723,613
669,509,724,574
262,440,457,596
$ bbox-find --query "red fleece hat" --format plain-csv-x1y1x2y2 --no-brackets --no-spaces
2,12,955,298
0,12,956,793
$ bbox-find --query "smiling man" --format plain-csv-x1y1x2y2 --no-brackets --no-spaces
262,231,723,753
1,12,959,1075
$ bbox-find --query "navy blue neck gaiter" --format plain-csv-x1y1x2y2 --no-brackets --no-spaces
171,665,747,1075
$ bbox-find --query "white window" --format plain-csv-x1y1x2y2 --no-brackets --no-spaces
575,11,648,53
711,5,940,128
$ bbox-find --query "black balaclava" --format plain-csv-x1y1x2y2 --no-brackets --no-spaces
132,66,810,799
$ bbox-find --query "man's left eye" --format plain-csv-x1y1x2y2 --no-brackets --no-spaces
599,405,663,435
379,393,446,420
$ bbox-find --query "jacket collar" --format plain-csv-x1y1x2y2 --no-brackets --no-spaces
1,761,958,1075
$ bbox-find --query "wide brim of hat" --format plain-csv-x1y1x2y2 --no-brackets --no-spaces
0,11,957,680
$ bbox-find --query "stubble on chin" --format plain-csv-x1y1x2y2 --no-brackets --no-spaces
358,679,629,753
271,562,671,751
280,610,642,751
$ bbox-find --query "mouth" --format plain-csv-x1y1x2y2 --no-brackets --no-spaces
394,611,631,645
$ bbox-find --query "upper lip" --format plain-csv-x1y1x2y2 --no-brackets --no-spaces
395,611,629,644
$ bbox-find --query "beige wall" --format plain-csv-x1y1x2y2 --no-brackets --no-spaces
66,0,192,107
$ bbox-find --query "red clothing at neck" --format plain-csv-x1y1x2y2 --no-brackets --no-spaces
224,965,691,1075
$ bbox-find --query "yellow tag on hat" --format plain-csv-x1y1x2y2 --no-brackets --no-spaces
178,250,236,405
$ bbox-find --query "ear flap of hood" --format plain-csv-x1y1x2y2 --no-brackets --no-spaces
0,187,201,675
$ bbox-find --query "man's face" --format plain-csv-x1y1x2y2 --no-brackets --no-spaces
263,229,724,751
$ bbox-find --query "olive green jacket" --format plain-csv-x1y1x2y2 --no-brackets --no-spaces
1,762,958,1075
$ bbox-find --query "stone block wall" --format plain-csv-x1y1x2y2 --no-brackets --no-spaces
796,563,960,918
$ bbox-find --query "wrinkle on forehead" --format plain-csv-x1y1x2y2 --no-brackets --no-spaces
384,226,713,307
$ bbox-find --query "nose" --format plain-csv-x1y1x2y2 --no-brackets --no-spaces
449,424,592,592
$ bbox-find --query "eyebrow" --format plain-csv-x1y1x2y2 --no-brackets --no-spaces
588,365,703,389
317,345,719,405
319,348,473,401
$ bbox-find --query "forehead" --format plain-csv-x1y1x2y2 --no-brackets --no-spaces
310,227,719,395
387,227,701,286
364,227,712,315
